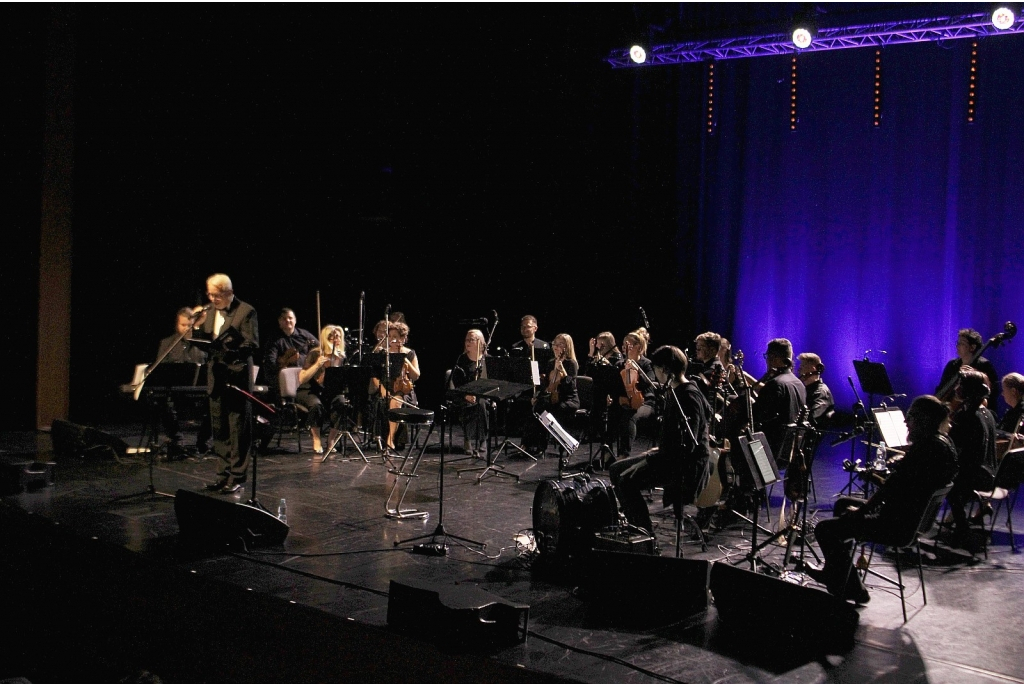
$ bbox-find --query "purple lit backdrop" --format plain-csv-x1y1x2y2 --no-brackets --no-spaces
696,37,1024,415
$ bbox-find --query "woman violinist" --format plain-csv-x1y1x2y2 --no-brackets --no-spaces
383,321,420,451
296,325,349,454
612,328,658,460
522,333,580,456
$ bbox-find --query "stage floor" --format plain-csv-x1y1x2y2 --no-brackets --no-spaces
2,421,1023,684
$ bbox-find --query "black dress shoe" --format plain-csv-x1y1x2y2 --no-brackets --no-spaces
206,478,229,491
219,481,242,494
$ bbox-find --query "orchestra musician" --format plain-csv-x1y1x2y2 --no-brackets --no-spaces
998,372,1024,442
522,333,580,456
264,308,318,372
796,352,835,427
751,338,806,462
156,307,210,459
809,395,958,604
585,331,623,453
612,328,658,460
296,325,349,454
610,345,711,536
191,273,259,495
947,369,998,544
510,315,551,358
935,328,1000,408
586,331,623,371
451,328,489,455
382,321,420,451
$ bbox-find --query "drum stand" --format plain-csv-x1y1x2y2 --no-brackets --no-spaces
395,405,484,553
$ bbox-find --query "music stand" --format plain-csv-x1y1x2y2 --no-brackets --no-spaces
118,362,204,501
227,383,277,512
321,366,367,463
854,359,899,482
533,411,583,479
586,364,622,467
454,378,533,482
730,432,783,573
394,405,485,554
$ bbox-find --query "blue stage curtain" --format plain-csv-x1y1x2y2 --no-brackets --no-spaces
694,38,1024,414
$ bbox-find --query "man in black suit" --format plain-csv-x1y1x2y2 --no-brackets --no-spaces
752,338,806,462
192,273,259,494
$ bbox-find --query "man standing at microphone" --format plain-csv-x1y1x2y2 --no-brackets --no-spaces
192,273,259,494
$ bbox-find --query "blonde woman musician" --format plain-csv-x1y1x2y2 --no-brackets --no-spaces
523,333,580,455
383,322,420,451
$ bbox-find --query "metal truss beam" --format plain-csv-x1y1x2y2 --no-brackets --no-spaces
607,13,1024,68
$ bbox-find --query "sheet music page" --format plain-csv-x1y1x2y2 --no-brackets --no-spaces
531,361,540,386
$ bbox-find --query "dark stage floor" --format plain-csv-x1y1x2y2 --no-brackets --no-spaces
2,416,1023,684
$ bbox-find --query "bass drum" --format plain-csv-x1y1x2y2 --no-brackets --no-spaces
533,475,618,560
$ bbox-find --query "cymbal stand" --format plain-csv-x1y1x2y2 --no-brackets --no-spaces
395,405,485,552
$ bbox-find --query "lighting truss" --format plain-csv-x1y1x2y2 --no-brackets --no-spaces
606,13,1024,67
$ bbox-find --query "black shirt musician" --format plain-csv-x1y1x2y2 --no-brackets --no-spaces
752,338,806,462
451,328,490,454
811,395,958,603
936,328,999,408
796,352,835,428
610,345,712,536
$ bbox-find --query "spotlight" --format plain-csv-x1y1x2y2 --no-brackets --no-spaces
792,27,814,49
629,45,647,64
992,7,1015,29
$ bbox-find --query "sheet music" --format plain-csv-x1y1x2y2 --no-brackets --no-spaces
530,361,540,386
873,407,909,448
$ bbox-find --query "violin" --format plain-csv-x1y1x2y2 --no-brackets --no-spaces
620,359,644,410
547,355,566,404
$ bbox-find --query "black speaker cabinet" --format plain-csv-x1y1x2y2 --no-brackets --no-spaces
174,489,289,548
387,578,529,648
580,549,710,622
710,562,859,650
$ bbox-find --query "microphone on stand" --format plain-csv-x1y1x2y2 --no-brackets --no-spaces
458,318,489,327
639,307,650,330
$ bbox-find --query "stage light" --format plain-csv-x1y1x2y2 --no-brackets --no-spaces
629,45,647,64
992,7,1015,29
792,27,814,49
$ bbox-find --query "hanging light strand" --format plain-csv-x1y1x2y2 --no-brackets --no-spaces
705,61,716,135
967,41,978,123
873,49,883,127
790,56,799,131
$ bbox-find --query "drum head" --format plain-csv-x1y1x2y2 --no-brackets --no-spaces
533,476,615,558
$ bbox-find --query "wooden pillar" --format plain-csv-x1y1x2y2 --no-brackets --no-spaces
36,6,75,430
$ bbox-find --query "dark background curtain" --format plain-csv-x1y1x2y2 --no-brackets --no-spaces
3,5,1022,428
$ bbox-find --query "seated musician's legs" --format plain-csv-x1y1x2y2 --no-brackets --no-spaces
295,390,325,452
617,404,654,458
812,506,871,601
609,455,659,534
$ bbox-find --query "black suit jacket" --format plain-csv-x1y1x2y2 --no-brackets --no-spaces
193,298,259,394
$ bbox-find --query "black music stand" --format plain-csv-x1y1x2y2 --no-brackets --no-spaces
118,363,205,502
729,432,783,573
227,384,277,513
394,405,485,555
321,366,367,463
454,378,533,483
853,359,898,486
587,364,622,467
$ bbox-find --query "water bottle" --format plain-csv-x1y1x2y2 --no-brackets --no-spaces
874,441,887,471
277,498,287,524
